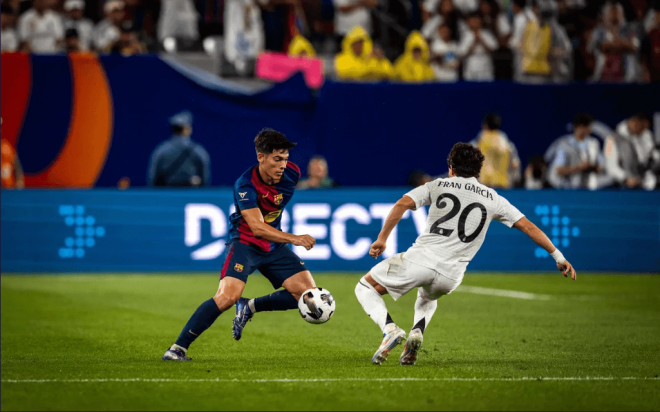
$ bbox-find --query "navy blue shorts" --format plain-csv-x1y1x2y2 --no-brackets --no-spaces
220,242,309,289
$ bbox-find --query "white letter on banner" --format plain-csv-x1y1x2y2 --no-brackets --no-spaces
369,204,410,258
281,209,291,233
185,204,227,260
292,204,331,259
331,204,372,260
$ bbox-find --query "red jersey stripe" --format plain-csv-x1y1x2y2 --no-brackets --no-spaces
220,246,234,279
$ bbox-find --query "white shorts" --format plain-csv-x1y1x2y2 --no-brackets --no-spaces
369,253,462,301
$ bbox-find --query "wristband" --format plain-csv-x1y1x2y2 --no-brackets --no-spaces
551,249,566,265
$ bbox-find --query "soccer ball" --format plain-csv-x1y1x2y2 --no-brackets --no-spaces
298,287,336,324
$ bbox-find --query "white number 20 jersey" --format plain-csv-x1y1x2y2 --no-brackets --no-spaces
403,176,525,280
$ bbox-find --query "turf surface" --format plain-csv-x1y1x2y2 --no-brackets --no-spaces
1,273,659,411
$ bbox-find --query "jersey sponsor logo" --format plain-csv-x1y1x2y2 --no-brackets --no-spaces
239,192,248,200
234,263,244,272
264,210,282,223
274,193,284,205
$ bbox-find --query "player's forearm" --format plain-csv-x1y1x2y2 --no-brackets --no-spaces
376,202,409,242
514,218,556,253
251,222,297,244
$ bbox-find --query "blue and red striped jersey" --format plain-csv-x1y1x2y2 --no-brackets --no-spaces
228,161,301,252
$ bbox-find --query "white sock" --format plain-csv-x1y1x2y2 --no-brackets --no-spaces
170,344,187,353
248,299,256,313
413,289,438,334
355,276,390,332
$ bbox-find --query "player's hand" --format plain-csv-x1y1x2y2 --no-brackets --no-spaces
293,234,316,250
369,239,387,259
625,176,642,188
557,260,576,281
577,161,592,172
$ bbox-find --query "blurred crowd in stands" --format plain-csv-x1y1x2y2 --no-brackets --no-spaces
406,111,660,190
1,0,659,82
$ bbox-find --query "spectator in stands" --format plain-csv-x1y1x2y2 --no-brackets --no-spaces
224,0,264,74
641,5,660,82
288,34,316,57
93,0,125,52
469,113,521,189
297,155,337,189
62,0,93,51
573,26,597,81
453,0,479,15
523,155,550,190
148,111,211,187
17,0,64,53
479,0,511,43
111,22,145,55
1,4,18,52
509,0,532,81
64,27,81,52
519,1,572,84
407,169,433,187
394,31,435,82
479,0,513,80
334,0,377,43
334,26,394,80
645,5,658,33
457,12,498,81
1,135,24,189
430,24,460,81
157,0,199,47
548,113,605,190
604,112,659,190
421,0,462,42
589,2,641,82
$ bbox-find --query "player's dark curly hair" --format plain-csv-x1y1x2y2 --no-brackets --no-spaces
254,128,297,155
447,142,485,178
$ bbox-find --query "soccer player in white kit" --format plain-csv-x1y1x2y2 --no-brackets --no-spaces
356,143,576,365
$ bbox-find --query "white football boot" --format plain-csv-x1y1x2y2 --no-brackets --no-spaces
372,324,406,365
399,328,423,366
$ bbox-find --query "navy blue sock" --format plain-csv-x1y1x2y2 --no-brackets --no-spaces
174,298,222,349
254,290,298,312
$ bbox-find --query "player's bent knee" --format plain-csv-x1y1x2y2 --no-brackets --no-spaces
363,274,388,295
212,291,240,311
282,270,316,299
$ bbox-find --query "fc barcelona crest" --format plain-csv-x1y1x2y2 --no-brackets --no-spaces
234,263,244,273
274,193,284,205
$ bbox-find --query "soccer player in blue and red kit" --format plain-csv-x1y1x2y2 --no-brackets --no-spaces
163,129,317,361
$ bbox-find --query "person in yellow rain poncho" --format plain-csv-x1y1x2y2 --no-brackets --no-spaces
393,31,436,82
334,26,394,80
469,113,521,189
288,34,316,58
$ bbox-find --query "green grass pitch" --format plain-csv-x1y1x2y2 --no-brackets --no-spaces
1,273,659,411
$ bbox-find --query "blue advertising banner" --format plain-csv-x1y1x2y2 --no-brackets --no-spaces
1,189,659,273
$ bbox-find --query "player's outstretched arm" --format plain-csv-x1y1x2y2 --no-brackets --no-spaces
369,195,416,259
513,217,576,280
241,208,316,250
